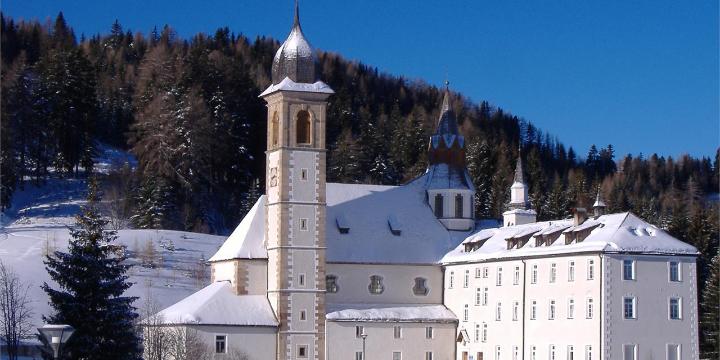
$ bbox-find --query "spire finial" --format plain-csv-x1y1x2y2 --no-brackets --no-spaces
441,80,450,112
293,0,300,28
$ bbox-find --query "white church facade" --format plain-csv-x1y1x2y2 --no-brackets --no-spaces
145,5,700,360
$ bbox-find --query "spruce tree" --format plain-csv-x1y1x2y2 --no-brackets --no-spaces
42,179,141,360
700,253,719,360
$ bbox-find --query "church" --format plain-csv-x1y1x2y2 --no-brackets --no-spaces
146,4,700,360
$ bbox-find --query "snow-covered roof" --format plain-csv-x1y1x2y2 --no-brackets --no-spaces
209,196,267,262
424,163,474,190
260,77,334,97
442,212,698,264
326,303,457,323
151,281,278,326
326,176,472,264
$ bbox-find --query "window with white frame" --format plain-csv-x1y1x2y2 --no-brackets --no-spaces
483,267,489,278
425,326,433,339
476,288,482,306
568,345,575,360
568,261,575,282
623,344,637,360
549,345,557,360
496,302,502,321
369,275,384,294
425,352,433,360
300,168,308,181
669,261,680,282
623,297,636,319
476,267,482,278
586,298,594,319
514,266,520,285
531,264,538,284
513,346,519,360
550,263,557,283
667,344,680,360
482,322,488,342
495,346,501,360
483,287,489,306
464,270,470,288
215,335,227,353
413,277,429,296
531,300,537,320
669,297,681,320
299,218,308,231
464,304,469,321
394,325,402,339
496,267,503,286
355,326,364,338
549,300,556,320
513,301,519,321
355,352,363,360
623,259,635,280
531,346,537,360
568,298,575,319
449,271,454,289
297,344,308,358
393,352,402,360
587,259,595,280
298,273,305,286
475,323,480,342
300,310,306,321
585,345,592,360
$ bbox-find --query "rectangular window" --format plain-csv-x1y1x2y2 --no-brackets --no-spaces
531,265,538,284
300,218,308,231
449,271,454,289
298,273,305,286
623,344,637,360
483,267,489,278
355,352,363,360
476,267,482,278
586,298,594,319
549,345,557,360
568,345,575,360
514,266,520,285
669,297,681,320
326,275,338,293
393,352,402,360
476,288,482,306
464,304,469,322
531,300,537,320
496,267,503,286
623,259,635,280
568,261,575,282
482,323,488,342
425,326,433,339
513,301,519,321
624,297,636,319
300,310,306,321
496,302,502,321
300,168,308,181
513,346,519,360
483,287,489,306
425,352,433,360
667,344,680,360
531,346,537,360
394,325,402,339
464,270,470,288
495,346,501,360
475,323,480,342
669,261,680,282
550,263,557,283
297,345,308,358
585,346,592,360
215,335,227,353
587,259,595,280
355,326,364,338
568,298,575,319
549,300,556,320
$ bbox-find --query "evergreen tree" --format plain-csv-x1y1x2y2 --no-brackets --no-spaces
466,139,493,218
700,253,720,360
131,177,173,229
329,129,363,183
42,179,141,359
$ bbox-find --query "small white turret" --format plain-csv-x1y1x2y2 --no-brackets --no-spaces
503,145,536,226
593,188,607,217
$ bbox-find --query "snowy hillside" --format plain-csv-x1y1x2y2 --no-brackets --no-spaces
0,146,227,329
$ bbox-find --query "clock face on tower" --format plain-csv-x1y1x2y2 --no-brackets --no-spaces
269,167,278,187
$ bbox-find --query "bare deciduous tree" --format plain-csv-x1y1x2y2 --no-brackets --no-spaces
0,261,34,360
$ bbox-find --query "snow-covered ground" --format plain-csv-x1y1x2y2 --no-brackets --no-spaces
0,146,227,332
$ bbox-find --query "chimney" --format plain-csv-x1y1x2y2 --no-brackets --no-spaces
573,207,588,226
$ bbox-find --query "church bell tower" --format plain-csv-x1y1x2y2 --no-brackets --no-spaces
260,3,333,359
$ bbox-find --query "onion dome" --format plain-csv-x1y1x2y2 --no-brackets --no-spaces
271,2,317,85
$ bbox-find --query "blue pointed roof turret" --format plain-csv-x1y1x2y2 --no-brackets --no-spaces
435,82,459,136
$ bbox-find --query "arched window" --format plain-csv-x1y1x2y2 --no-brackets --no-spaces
326,275,339,293
434,194,444,218
413,277,429,296
296,110,311,145
368,275,384,294
455,194,463,218
271,112,279,147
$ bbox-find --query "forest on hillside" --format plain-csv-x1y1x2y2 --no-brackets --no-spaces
0,12,718,357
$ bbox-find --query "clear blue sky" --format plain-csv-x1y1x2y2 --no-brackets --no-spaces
4,0,718,159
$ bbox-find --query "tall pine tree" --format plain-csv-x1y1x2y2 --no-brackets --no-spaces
42,179,141,359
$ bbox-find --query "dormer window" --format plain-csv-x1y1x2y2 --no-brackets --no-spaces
296,110,311,145
455,194,463,218
434,194,444,218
